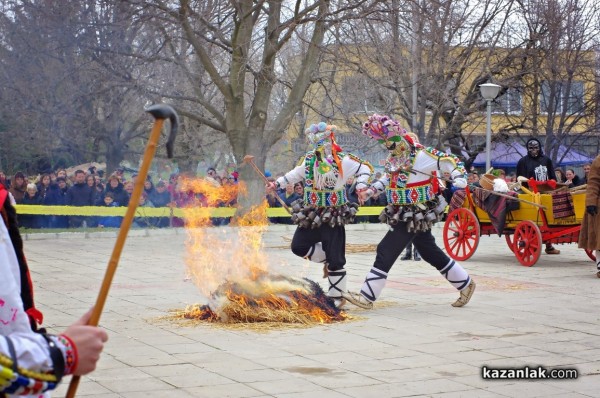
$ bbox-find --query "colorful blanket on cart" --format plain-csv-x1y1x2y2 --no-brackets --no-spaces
550,190,575,219
450,188,519,235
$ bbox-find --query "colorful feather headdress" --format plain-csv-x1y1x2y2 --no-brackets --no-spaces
306,122,335,146
361,114,416,157
361,114,407,144
305,122,344,177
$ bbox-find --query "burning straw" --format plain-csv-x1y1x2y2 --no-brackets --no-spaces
172,273,346,325
171,176,348,326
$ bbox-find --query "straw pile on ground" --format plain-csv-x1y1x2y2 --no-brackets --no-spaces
170,274,348,326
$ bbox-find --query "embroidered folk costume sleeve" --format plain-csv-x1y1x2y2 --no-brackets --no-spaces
276,154,372,192
368,148,466,197
276,123,374,228
364,142,467,232
0,210,76,397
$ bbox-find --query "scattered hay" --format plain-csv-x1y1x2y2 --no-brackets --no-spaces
162,275,348,329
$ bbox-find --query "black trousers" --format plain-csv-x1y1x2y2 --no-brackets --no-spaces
291,224,346,271
374,222,450,273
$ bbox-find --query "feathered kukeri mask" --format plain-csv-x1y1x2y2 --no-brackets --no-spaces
362,114,415,172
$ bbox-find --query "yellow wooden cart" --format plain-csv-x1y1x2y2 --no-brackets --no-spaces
443,186,594,266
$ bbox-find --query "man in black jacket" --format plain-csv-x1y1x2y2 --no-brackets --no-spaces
66,169,93,228
516,138,560,254
516,138,557,183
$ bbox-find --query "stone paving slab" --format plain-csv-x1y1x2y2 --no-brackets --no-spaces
20,224,600,397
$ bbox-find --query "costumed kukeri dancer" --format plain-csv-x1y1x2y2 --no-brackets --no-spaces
267,122,374,307
0,183,107,398
342,114,476,309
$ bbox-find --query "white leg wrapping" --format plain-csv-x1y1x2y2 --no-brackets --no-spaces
359,268,388,302
596,250,600,271
440,259,471,291
304,242,326,263
327,268,347,298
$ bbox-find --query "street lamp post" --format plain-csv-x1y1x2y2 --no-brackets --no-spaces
479,82,501,172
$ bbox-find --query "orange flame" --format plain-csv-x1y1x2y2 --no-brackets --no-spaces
181,177,268,297
179,176,346,324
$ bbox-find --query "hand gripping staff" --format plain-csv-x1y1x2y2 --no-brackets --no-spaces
66,104,178,398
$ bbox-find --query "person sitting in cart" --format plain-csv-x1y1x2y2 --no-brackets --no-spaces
565,169,582,188
516,138,560,255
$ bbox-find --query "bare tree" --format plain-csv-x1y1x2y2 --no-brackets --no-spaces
507,0,600,164
0,0,93,172
0,1,157,174
127,0,383,209
318,0,519,166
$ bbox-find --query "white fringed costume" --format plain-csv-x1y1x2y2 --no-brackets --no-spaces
275,123,373,301
343,114,476,309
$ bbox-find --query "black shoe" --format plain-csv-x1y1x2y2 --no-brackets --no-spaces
400,251,412,261
414,251,421,261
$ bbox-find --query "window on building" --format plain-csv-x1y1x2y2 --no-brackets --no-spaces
492,87,522,114
541,80,584,114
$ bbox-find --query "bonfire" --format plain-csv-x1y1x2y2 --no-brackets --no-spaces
176,273,346,324
170,176,348,325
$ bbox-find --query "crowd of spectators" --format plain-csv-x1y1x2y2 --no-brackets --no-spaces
0,165,240,230
1,162,591,230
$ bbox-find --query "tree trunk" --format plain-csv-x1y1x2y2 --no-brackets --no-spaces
230,127,268,215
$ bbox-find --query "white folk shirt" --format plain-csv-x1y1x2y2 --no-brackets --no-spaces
0,219,54,398
276,153,372,192
371,148,467,194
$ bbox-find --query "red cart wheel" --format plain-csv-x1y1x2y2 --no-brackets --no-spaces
513,221,542,267
584,249,597,261
505,234,514,253
443,208,480,261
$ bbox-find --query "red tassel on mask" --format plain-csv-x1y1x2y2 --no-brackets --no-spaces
330,131,344,178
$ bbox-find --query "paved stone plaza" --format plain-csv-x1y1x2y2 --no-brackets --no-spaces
22,224,600,397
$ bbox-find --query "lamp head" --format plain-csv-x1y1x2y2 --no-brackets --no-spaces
479,82,501,101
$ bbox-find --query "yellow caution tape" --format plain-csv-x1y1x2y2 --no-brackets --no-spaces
14,205,387,218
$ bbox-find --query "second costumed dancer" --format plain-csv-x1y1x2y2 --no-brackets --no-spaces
343,114,476,309
267,122,373,307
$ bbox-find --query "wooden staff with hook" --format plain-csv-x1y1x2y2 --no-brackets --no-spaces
242,155,292,214
66,105,178,398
